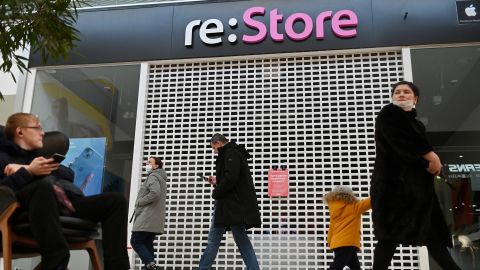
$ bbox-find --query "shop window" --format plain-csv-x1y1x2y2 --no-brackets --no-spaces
30,65,141,199
412,45,480,270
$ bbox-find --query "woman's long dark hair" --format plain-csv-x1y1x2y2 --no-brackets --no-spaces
151,157,163,169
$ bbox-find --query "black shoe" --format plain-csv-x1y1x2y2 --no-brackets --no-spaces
146,263,161,270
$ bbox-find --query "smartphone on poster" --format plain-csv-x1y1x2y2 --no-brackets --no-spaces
69,146,104,196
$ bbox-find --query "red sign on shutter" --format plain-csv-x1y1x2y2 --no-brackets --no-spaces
268,169,289,197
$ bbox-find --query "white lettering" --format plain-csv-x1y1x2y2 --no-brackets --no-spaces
199,19,224,45
447,164,480,173
448,164,458,172
185,20,202,47
465,164,475,172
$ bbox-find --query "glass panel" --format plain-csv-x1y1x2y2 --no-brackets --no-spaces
30,65,141,200
411,46,480,270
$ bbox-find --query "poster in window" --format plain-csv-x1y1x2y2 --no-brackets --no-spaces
62,137,107,196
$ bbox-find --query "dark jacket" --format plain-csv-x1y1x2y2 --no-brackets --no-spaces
0,138,80,197
212,142,261,229
370,103,451,247
0,139,37,191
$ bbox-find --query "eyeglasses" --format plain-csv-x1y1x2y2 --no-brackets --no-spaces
22,126,44,132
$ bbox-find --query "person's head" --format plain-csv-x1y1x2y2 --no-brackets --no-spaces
210,133,228,154
149,157,163,169
52,97,69,120
391,80,420,111
323,186,357,204
146,157,163,173
5,113,44,150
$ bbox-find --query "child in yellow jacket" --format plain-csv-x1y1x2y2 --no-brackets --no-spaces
324,186,371,270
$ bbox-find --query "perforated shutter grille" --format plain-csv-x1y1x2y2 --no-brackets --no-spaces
139,50,419,269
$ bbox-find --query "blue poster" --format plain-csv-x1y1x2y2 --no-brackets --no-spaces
61,137,106,196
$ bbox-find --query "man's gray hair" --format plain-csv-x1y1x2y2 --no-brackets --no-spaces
210,133,228,144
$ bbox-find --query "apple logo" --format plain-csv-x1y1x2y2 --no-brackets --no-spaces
465,4,477,17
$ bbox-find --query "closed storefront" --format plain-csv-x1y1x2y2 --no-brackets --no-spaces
15,0,480,269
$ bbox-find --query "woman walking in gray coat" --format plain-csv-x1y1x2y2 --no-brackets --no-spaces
130,157,167,270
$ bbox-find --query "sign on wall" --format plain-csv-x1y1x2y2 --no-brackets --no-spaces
184,7,358,47
29,0,480,67
268,168,289,197
456,0,480,24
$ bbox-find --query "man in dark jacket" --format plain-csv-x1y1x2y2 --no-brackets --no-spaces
198,133,261,270
370,81,460,270
0,113,130,270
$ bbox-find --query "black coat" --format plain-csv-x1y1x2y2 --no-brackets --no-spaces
370,103,451,247
0,139,79,196
0,139,38,191
212,142,261,229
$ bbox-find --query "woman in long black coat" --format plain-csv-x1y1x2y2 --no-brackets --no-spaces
370,81,461,270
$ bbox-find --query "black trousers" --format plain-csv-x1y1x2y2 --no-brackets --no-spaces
70,191,130,270
130,231,157,267
373,240,461,270
329,246,361,270
15,179,130,270
15,179,70,270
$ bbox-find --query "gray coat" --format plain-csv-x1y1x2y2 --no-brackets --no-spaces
132,169,167,234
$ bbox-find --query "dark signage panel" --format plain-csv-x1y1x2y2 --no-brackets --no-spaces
29,0,480,67
29,6,174,66
372,0,480,47
456,0,480,24
171,0,373,59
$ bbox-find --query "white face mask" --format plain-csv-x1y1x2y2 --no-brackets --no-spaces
145,165,153,173
392,100,415,111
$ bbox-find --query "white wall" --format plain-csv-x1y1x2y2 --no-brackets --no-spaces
0,50,29,124
0,57,22,96
0,67,20,125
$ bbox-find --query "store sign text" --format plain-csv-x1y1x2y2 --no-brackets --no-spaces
447,164,480,173
185,7,358,47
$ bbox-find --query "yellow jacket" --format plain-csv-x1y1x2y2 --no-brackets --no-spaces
327,197,371,250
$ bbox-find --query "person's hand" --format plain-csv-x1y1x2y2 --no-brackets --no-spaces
26,157,60,176
424,151,442,176
3,164,28,176
207,176,217,185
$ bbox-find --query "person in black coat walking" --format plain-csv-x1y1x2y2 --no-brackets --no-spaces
370,81,460,270
198,133,261,270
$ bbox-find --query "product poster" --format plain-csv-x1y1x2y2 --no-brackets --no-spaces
268,168,289,197
62,137,107,196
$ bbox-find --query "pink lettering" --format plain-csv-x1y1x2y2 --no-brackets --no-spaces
285,13,313,41
332,10,358,38
315,11,332,40
270,9,284,42
243,7,268,44
242,7,358,44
